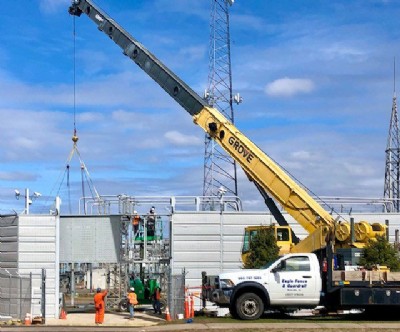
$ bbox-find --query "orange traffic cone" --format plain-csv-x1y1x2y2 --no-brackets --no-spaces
24,313,31,325
165,306,172,321
59,308,67,320
184,294,189,318
190,294,195,318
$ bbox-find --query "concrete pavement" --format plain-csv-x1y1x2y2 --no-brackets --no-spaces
3,321,400,332
46,311,164,327
2,312,400,331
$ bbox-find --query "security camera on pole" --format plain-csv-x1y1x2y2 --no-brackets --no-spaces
14,188,42,215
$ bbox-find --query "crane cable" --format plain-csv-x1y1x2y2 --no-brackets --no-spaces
73,15,77,138
46,15,103,214
66,15,79,214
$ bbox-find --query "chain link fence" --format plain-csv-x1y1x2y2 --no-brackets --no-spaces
168,269,185,320
0,269,32,320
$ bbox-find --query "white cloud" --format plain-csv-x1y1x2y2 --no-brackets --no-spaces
291,150,312,161
178,45,207,62
0,171,37,182
77,112,106,123
322,43,366,61
164,131,202,146
342,162,376,177
39,0,70,14
265,77,315,97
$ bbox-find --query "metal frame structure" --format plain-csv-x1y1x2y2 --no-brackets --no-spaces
203,0,239,205
384,63,400,212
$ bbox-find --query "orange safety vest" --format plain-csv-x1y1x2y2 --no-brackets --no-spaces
128,292,138,305
132,215,140,226
154,289,161,300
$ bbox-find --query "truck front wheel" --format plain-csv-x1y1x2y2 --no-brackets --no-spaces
235,292,264,320
229,304,238,319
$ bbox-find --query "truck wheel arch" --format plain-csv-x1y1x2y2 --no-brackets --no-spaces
231,281,270,308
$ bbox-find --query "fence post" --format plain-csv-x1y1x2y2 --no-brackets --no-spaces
19,275,22,320
8,274,11,317
41,269,46,323
167,266,172,319
201,271,207,309
30,272,32,318
385,220,389,241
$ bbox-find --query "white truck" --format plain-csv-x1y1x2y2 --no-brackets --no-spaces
209,247,400,320
211,253,322,320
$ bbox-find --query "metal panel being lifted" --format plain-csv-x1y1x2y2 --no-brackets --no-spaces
60,215,121,263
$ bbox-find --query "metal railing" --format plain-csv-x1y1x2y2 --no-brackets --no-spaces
78,195,243,215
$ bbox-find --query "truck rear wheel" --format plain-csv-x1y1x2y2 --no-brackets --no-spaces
235,292,264,320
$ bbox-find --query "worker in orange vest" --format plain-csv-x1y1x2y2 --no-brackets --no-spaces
127,287,138,319
94,288,108,325
152,286,162,315
132,211,140,237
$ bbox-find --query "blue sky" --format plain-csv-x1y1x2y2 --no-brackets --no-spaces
0,0,399,214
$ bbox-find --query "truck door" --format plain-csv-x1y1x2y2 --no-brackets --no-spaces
266,255,320,305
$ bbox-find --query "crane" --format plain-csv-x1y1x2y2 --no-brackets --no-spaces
68,0,386,254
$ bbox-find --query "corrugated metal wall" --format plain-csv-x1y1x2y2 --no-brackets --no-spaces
59,215,121,263
18,215,58,319
0,214,59,319
0,215,18,270
171,212,274,282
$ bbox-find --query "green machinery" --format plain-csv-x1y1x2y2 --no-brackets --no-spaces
118,277,163,312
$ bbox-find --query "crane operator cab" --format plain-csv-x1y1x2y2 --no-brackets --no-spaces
242,225,293,262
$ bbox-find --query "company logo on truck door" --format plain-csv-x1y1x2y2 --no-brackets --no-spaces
282,279,308,289
228,136,254,163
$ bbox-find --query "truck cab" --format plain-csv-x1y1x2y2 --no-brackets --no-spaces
212,253,322,320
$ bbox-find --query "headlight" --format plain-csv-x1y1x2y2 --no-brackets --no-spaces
219,279,235,289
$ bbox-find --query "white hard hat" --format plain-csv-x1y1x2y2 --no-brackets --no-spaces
133,211,137,214
130,287,135,291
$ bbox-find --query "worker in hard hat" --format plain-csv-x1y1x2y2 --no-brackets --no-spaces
147,206,156,237
132,211,140,237
94,287,108,325
127,287,138,319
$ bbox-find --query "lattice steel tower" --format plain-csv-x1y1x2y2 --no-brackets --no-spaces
384,62,400,212
203,0,241,204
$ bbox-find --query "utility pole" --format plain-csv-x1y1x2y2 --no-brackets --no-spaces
203,0,241,209
384,59,400,212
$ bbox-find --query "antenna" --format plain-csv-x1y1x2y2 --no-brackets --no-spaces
394,56,396,95
202,0,239,208
383,57,400,212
